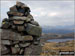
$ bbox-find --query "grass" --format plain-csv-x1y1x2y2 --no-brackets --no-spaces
41,40,74,55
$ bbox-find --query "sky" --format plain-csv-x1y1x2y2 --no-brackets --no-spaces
0,0,74,27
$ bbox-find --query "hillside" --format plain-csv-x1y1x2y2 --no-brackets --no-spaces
40,32,74,43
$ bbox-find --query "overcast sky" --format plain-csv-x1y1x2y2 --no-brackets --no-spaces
0,0,74,27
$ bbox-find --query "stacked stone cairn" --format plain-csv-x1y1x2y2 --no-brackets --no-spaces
1,2,42,55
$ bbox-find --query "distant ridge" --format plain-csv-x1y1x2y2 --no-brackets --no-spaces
42,25,74,34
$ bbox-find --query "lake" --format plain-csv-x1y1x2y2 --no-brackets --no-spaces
47,38,74,42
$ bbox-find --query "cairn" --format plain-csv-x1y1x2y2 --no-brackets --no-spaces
1,2,42,55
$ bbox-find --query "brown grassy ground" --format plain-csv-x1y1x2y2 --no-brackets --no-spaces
41,40,74,56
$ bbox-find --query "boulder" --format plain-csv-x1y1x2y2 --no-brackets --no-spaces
26,23,42,37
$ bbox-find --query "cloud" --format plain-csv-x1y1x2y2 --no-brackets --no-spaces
48,12,59,17
33,8,44,11
31,7,47,17
0,0,74,27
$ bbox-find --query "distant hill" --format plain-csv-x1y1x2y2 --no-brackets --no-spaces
40,32,74,42
42,25,74,34
63,32,74,37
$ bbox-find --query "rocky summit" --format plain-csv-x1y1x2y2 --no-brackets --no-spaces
1,2,42,55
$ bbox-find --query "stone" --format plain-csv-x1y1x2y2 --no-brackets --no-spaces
1,19,10,29
1,29,11,40
7,11,24,17
24,44,42,55
16,1,25,6
11,16,32,22
1,40,11,45
13,20,24,25
17,26,25,32
30,21,39,26
15,44,19,47
19,35,33,41
11,47,20,54
11,25,16,30
19,43,30,47
1,45,10,55
19,49,24,54
26,23,42,37
33,41,39,45
27,14,33,20
12,41,19,44
10,5,18,12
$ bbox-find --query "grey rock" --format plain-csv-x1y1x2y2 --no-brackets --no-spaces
11,47,20,54
12,41,19,44
17,26,25,32
30,21,39,26
1,29,11,40
24,44,42,55
11,24,16,30
13,20,24,25
14,44,19,48
19,49,24,54
1,19,10,29
10,5,18,12
1,45,10,54
26,23,42,37
7,11,24,17
1,40,11,45
19,43,30,47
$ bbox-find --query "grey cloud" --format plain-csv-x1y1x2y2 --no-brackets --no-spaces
0,1,74,27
